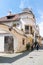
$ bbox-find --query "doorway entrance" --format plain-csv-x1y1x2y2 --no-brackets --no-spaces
4,36,14,53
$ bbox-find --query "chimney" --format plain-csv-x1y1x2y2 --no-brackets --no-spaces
8,11,12,15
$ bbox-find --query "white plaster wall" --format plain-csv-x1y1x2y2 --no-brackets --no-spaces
20,18,36,32
16,22,22,30
20,13,33,19
0,35,4,52
0,33,14,52
20,13,36,32
4,22,13,27
21,18,35,26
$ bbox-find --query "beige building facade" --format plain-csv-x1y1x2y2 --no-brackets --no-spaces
0,8,40,53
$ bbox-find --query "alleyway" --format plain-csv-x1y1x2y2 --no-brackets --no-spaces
0,50,43,65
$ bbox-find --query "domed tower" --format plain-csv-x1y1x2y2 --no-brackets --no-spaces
20,8,36,36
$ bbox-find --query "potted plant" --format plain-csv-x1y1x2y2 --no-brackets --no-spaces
26,43,30,50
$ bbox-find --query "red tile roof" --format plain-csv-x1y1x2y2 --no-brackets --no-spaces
0,14,20,23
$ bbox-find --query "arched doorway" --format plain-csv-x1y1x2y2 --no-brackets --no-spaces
4,35,14,53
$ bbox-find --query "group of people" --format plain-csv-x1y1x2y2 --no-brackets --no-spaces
31,40,39,51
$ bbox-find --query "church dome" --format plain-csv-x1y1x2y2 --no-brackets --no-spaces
22,8,35,18
22,8,32,13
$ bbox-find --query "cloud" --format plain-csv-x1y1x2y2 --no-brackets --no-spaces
39,22,43,37
38,10,43,19
37,10,43,37
19,0,30,9
19,0,25,9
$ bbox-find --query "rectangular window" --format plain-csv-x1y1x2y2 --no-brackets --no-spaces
22,38,25,45
30,26,34,35
7,16,14,19
25,25,29,34
25,25,29,30
30,26,32,34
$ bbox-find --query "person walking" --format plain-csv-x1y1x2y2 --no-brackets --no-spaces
36,44,39,50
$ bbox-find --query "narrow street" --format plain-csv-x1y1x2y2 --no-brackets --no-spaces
0,50,43,65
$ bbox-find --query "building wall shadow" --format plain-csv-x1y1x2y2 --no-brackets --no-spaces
0,51,30,63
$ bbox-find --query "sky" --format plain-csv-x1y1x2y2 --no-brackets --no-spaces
0,0,43,37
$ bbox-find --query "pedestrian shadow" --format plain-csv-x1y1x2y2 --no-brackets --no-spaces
0,51,30,63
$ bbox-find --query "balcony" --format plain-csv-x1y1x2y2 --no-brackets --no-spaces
25,30,29,34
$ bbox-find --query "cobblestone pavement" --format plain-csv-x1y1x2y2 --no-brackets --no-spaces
0,50,43,65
